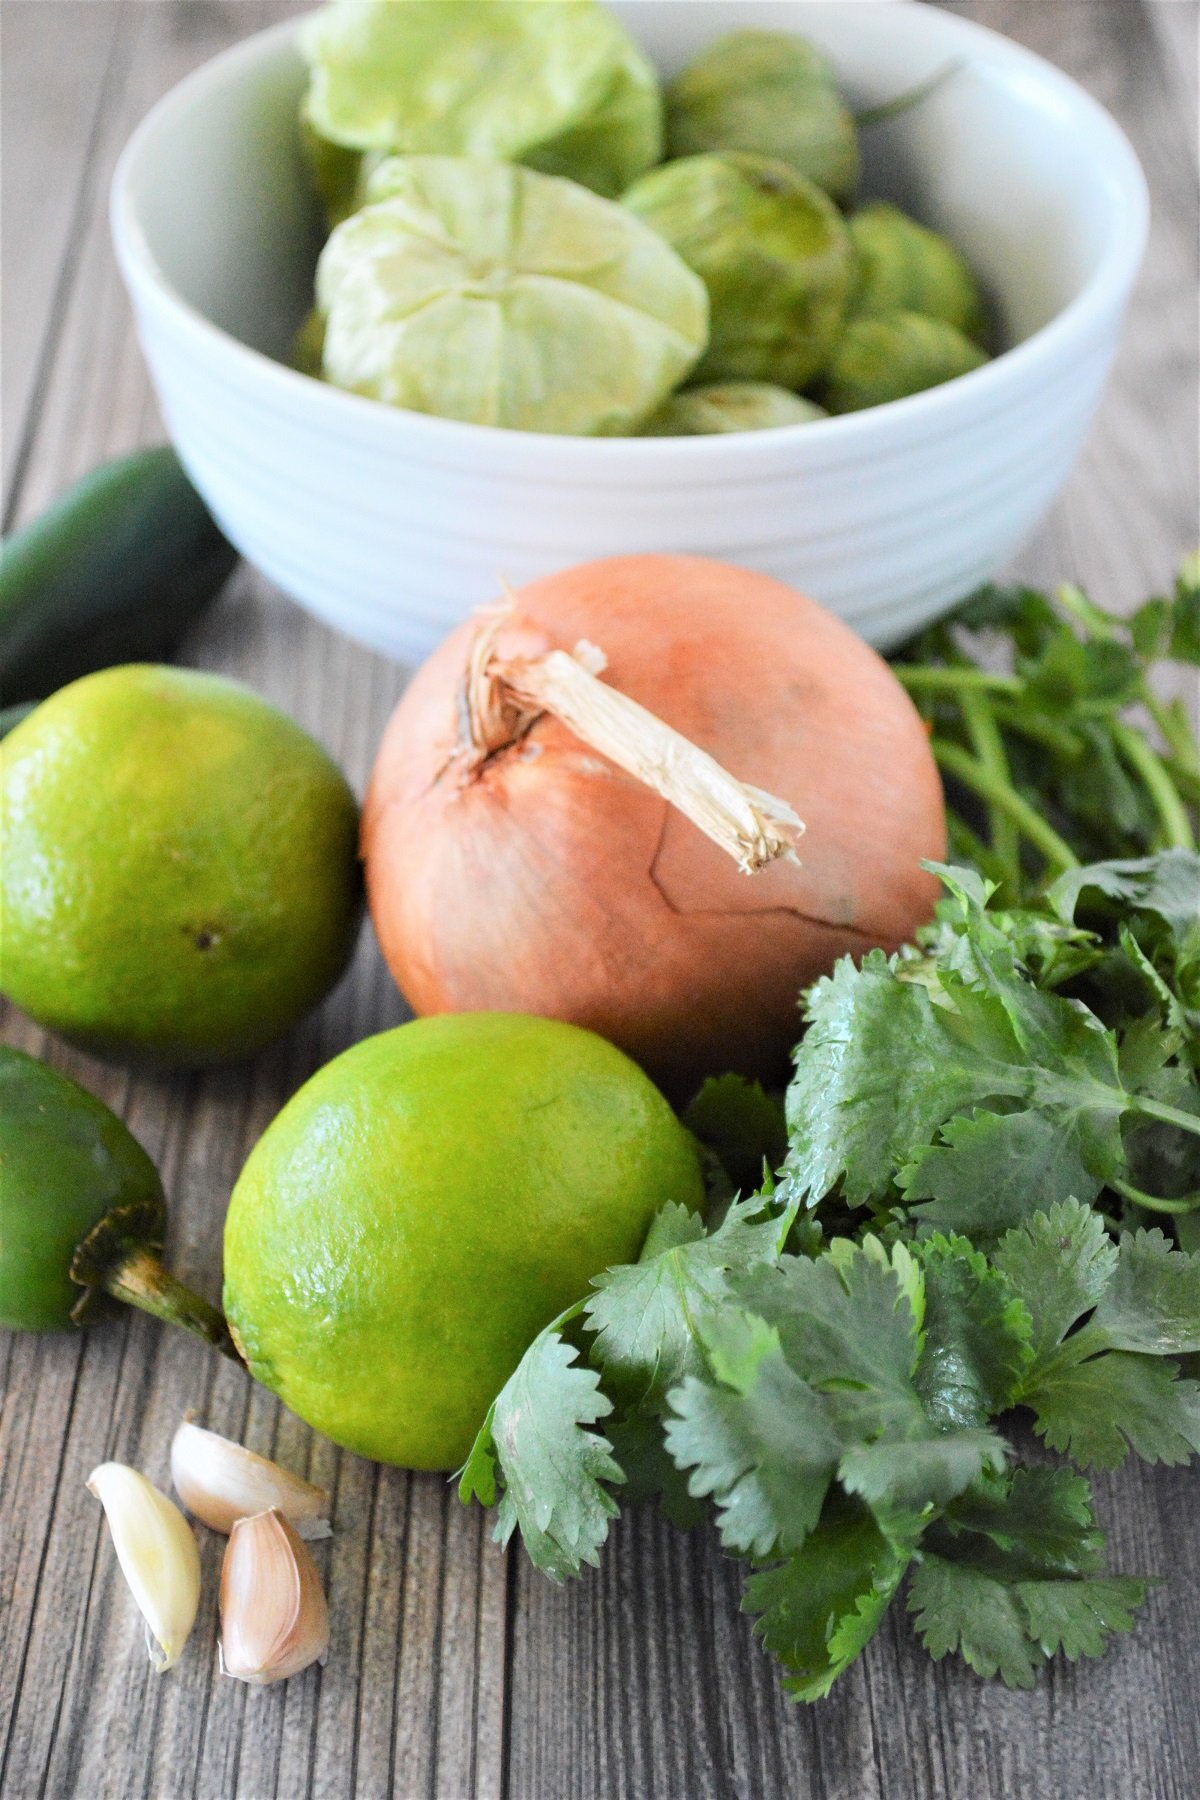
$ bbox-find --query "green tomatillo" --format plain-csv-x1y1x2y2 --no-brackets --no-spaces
622,151,853,389
818,309,988,413
665,29,860,205
848,202,988,343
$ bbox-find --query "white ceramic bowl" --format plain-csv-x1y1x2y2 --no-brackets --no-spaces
112,1,1148,663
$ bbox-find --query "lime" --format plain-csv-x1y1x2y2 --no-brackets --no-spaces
0,1046,165,1331
0,665,361,1065
223,1013,705,1470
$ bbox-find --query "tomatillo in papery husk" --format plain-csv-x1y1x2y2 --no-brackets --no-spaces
300,0,662,200
622,151,853,389
317,155,708,433
665,29,860,206
641,382,826,436
818,309,989,414
848,202,988,344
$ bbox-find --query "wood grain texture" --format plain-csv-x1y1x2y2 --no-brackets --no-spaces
0,4,1196,1797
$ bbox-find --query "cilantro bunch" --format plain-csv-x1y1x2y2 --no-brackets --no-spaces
459,1180,1199,1695
788,856,1200,1237
458,566,1200,1700
892,555,1199,902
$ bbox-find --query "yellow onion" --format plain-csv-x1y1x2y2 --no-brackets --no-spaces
363,554,946,1099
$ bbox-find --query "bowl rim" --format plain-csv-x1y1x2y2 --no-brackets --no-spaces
111,1,1149,464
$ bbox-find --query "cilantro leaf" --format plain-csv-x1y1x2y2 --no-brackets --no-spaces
1018,1341,1200,1469
901,1109,1100,1240
743,1495,914,1701
913,1235,1033,1428
1019,1576,1148,1660
1051,850,1200,946
901,566,1198,893
1051,852,1200,1025
786,879,1140,1218
730,1238,1006,1514
664,1314,838,1556
1130,564,1200,665
991,1200,1117,1365
1090,1228,1200,1354
939,1465,1103,1573
730,1238,925,1444
907,1557,1145,1687
907,1557,1043,1687
458,1306,622,1581
990,1202,1200,1468
683,1074,788,1195
584,1194,789,1412
908,1466,1148,1685
784,951,1015,1207
838,1431,1006,1512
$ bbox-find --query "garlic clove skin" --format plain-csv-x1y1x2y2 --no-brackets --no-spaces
171,1420,331,1539
86,1462,201,1672
219,1507,330,1685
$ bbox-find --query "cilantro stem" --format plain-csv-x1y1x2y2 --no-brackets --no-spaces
987,701,1082,759
1110,721,1197,850
1146,691,1200,779
1165,757,1200,804
1128,1095,1200,1140
893,666,1022,698
930,740,1080,874
945,809,1003,878
1054,581,1121,641
960,692,1020,886
1110,1176,1200,1216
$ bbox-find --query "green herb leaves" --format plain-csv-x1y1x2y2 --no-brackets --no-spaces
993,1201,1200,1470
664,1315,839,1555
893,558,1200,899
461,1181,1197,1693
745,1496,913,1700
458,1302,623,1581
908,1468,1147,1687
786,860,1200,1235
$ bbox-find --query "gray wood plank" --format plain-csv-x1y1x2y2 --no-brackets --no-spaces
1148,0,1200,123
0,0,125,511
0,3,1197,1799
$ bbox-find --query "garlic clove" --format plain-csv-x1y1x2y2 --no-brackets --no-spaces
170,1419,331,1539
219,1507,330,1685
86,1462,201,1672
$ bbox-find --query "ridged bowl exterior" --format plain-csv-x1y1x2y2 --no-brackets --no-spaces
112,2,1148,664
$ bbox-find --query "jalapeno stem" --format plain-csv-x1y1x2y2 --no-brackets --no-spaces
103,1248,242,1361
70,1201,243,1363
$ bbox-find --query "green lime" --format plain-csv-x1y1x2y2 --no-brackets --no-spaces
0,665,361,1066
223,1013,705,1470
0,1046,166,1330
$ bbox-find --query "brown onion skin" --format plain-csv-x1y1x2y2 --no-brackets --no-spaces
363,555,946,1100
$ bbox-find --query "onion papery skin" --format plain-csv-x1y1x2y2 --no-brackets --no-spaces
363,554,946,1098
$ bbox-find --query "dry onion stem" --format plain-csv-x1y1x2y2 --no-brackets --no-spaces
460,603,805,875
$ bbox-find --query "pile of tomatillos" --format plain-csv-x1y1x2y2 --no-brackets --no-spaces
294,0,992,434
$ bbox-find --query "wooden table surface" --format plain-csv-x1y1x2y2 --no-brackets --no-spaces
2,4,1197,1797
